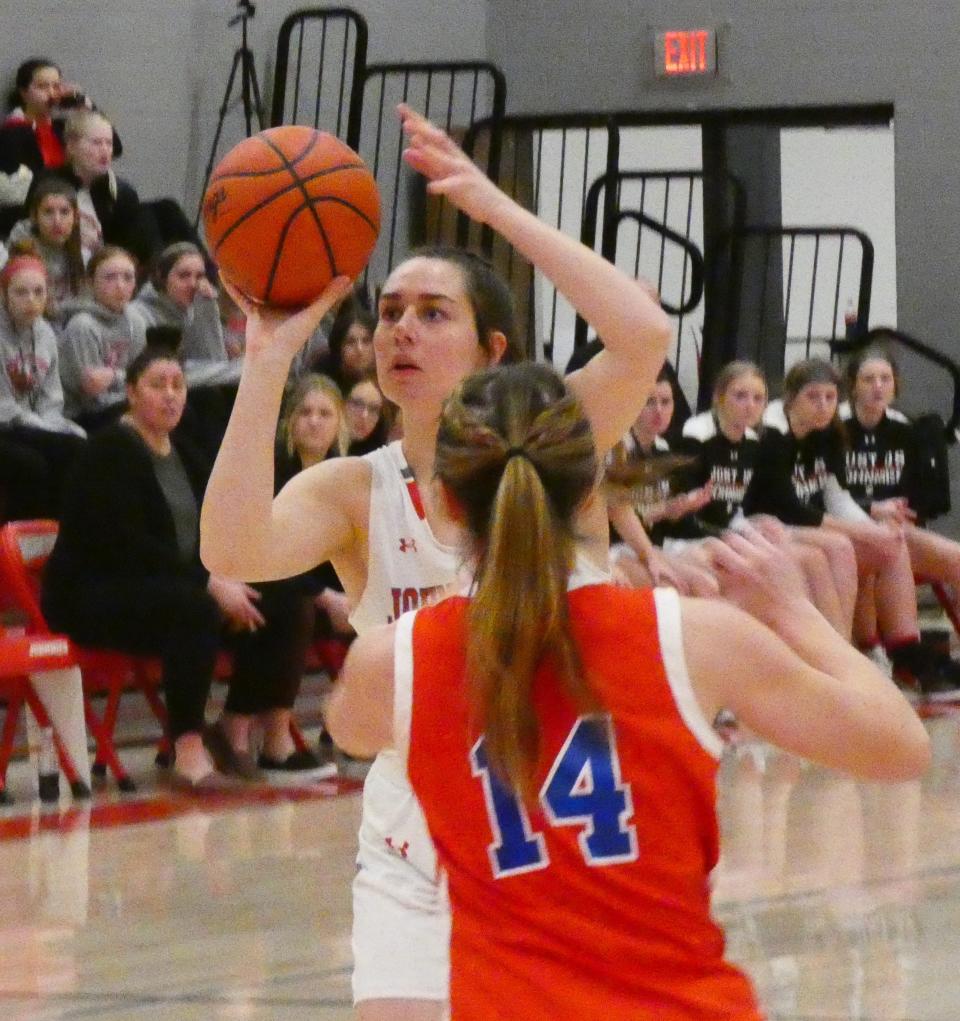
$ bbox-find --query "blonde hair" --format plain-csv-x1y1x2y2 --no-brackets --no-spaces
435,362,599,798
64,108,111,143
711,360,767,412
279,373,347,460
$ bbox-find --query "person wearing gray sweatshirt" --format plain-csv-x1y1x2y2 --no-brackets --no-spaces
0,252,85,514
59,245,146,429
130,241,240,385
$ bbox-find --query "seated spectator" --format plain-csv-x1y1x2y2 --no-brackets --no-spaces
47,109,151,264
606,366,716,595
344,374,391,455
59,245,145,431
0,251,85,516
843,346,960,646
215,373,354,776
0,59,121,235
41,346,321,788
5,176,85,321
745,357,960,700
132,243,238,456
310,296,375,393
679,360,855,638
132,242,228,367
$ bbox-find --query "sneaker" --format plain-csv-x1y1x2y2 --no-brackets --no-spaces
257,748,338,784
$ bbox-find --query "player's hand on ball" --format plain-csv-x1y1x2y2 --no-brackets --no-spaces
221,273,353,363
398,103,507,226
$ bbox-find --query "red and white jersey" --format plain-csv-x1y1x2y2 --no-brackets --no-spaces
396,583,762,1021
349,440,460,633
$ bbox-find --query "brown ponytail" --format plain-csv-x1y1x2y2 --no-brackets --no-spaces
435,363,599,798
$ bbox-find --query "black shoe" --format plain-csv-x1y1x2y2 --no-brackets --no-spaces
257,748,337,783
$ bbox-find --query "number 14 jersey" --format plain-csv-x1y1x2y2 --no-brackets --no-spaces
399,584,763,1021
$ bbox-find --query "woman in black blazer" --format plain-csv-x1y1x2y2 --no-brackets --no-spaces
42,346,307,788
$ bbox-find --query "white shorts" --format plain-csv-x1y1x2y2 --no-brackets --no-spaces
351,750,450,1004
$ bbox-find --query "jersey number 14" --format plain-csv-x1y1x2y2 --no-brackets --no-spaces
470,715,638,878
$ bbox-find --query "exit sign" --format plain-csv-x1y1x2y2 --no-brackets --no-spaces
654,29,718,78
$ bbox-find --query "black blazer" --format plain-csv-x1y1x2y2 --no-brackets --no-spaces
42,423,210,622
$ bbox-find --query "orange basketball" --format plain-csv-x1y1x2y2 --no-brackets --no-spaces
202,126,380,307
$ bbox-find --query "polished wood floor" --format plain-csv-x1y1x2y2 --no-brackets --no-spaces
1,706,958,1019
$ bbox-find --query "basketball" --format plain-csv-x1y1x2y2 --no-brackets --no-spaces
202,126,380,307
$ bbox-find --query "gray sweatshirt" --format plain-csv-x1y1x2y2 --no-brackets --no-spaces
0,307,85,436
59,296,147,417
130,282,226,362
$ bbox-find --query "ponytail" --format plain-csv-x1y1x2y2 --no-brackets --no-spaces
435,363,598,798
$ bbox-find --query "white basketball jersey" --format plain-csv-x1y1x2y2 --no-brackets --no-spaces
349,440,461,633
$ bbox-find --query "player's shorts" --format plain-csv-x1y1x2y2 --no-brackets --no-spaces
351,750,450,1004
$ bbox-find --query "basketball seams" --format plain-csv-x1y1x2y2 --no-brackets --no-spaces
209,130,328,184
306,195,379,233
208,163,373,254
261,132,346,282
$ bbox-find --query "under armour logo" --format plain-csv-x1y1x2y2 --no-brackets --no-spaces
385,836,410,858
399,538,417,553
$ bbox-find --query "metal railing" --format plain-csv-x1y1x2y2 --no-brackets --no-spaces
462,114,621,364
349,61,506,292
270,7,368,137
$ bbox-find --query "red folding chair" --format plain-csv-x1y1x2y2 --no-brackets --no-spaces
0,627,88,803
0,520,172,791
2,521,314,779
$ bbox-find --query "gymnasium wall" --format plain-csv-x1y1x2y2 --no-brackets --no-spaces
485,0,959,359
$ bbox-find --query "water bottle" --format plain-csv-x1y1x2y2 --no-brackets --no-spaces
37,726,60,803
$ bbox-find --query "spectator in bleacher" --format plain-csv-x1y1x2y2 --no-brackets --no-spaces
310,296,375,393
45,109,153,265
132,242,239,456
132,242,229,366
59,245,145,431
42,345,323,788
0,251,85,516
5,177,85,321
744,356,960,700
0,59,121,236
344,374,392,455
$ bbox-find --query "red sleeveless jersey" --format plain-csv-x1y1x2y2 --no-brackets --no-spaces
403,584,763,1020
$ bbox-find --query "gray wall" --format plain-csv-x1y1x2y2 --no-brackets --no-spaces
1,0,488,215
485,0,960,358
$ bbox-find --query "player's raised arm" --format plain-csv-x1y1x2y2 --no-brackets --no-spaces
398,103,672,456
200,276,355,580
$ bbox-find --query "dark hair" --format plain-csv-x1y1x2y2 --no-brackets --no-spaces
87,243,136,278
322,295,377,389
782,358,846,443
150,242,204,291
145,324,183,353
435,362,597,797
126,345,182,386
8,59,60,110
408,245,522,364
844,343,900,400
346,373,393,455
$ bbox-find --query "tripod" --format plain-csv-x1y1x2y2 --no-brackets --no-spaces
195,0,265,227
